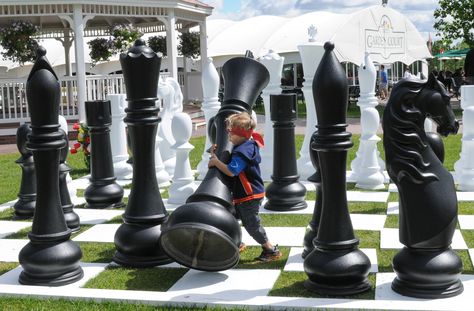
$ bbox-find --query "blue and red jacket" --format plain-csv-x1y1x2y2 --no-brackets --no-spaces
227,139,265,204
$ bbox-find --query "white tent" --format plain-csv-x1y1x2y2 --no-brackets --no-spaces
205,4,431,67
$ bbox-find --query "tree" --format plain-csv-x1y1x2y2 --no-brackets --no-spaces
434,0,474,47
178,32,200,59
148,36,167,56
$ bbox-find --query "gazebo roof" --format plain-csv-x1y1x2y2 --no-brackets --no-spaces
0,0,213,38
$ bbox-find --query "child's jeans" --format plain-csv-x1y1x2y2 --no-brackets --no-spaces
235,199,268,245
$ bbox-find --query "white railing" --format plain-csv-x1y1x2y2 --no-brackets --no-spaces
0,72,180,124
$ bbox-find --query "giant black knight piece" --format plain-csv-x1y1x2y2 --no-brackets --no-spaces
160,53,269,271
383,73,463,298
18,47,83,286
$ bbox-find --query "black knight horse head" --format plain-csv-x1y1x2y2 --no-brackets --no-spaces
417,73,459,136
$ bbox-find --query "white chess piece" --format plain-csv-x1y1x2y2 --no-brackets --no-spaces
259,49,284,181
168,112,198,204
455,85,474,190
108,94,133,180
58,114,77,199
158,77,182,177
297,26,325,180
196,57,220,180
348,53,385,189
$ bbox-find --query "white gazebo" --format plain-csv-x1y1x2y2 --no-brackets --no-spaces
0,0,212,124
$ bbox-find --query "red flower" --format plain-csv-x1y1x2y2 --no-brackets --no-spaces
85,137,90,144
73,142,81,149
73,123,80,130
70,148,78,154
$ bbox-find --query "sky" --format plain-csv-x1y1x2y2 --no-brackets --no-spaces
200,0,440,40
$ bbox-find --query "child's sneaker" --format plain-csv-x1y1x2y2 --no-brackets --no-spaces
256,245,282,262
239,243,246,253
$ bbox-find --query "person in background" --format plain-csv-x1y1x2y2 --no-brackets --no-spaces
379,64,388,100
208,111,282,262
403,66,413,79
465,48,474,85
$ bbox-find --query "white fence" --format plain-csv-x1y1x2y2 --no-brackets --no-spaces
0,72,179,124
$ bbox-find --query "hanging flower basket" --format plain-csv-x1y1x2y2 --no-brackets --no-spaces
0,20,39,64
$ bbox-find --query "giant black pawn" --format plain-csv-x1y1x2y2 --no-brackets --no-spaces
302,132,322,258
13,123,36,220
160,54,269,271
59,129,80,231
18,47,83,286
264,94,307,211
303,42,371,295
113,39,172,267
84,100,124,209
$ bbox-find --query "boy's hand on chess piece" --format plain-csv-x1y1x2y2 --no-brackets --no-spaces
208,144,218,168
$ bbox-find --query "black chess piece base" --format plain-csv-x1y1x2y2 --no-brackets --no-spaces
84,183,125,209
113,222,173,267
304,246,371,295
392,247,463,298
19,237,83,286
264,180,307,211
13,198,35,220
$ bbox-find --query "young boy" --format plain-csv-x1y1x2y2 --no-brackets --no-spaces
208,111,282,262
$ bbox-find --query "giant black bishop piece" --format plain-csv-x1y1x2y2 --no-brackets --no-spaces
18,47,83,286
303,42,371,295
160,52,269,271
113,39,172,267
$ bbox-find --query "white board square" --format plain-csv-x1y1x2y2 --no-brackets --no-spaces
167,269,280,300
0,220,31,238
241,227,305,247
72,224,119,242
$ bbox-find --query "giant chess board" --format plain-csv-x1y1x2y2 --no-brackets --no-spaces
0,173,474,310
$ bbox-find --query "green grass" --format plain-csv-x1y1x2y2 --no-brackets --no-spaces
4,226,31,239
0,153,21,203
377,249,397,272
0,262,18,275
236,246,290,270
0,208,15,220
459,201,474,214
384,215,399,228
84,266,188,291
349,202,387,214
0,296,225,310
260,214,311,227
355,230,380,248
78,242,116,263
269,271,376,299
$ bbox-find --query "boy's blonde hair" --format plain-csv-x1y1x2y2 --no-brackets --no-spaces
226,112,256,131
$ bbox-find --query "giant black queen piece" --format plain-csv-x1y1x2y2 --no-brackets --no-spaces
113,39,172,267
160,53,269,271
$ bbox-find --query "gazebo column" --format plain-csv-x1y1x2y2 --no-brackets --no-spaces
199,20,208,72
59,29,74,113
72,4,91,122
166,9,178,80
